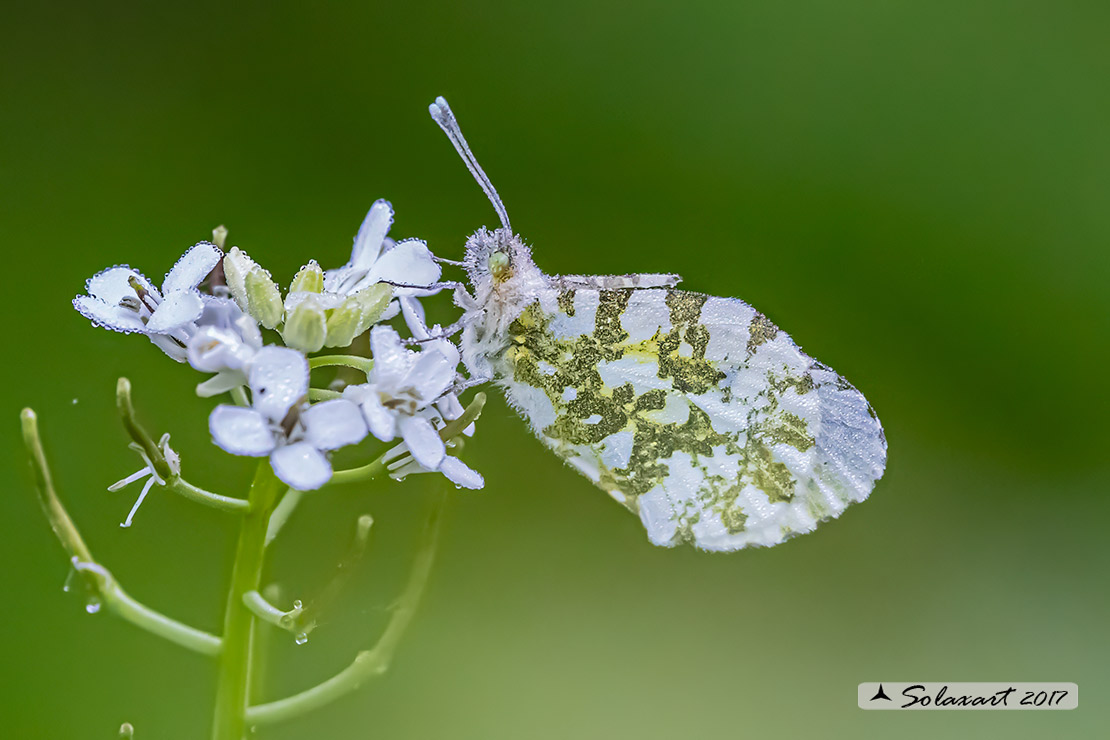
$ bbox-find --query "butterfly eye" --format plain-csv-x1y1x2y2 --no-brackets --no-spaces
488,250,511,281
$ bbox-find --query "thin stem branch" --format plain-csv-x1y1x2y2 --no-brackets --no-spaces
308,354,374,374
21,409,221,656
242,590,303,630
22,409,93,564
211,462,283,740
116,378,173,481
247,493,446,725
231,386,250,407
166,477,249,514
73,560,222,655
264,488,302,547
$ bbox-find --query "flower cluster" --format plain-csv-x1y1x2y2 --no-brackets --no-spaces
75,202,484,507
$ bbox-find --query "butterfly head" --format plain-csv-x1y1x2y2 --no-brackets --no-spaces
462,226,540,297
430,96,544,295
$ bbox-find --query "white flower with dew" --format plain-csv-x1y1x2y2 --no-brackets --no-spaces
109,434,181,528
187,298,263,397
323,200,442,301
73,242,223,361
208,346,368,490
343,325,482,488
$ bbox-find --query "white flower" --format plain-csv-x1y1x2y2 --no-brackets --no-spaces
73,242,223,361
343,326,453,464
187,298,263,397
208,346,368,490
324,200,442,301
343,325,483,488
109,434,181,528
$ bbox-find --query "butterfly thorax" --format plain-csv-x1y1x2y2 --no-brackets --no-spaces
460,226,557,378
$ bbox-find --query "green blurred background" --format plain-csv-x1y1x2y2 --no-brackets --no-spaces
3,1,1107,737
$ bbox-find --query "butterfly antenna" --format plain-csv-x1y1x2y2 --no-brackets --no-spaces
429,96,511,232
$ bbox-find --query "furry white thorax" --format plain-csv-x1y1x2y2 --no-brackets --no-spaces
458,226,557,379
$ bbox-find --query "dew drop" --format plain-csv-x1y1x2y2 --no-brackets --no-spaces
294,632,308,645
62,569,76,593
292,599,303,610
85,597,102,614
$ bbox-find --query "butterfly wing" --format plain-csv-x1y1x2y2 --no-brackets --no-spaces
494,286,887,551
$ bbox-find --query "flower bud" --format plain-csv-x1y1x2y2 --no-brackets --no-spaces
324,283,393,348
289,260,324,294
224,247,284,329
282,294,327,353
244,269,283,329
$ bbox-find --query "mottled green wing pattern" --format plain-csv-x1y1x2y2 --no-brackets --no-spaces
493,287,887,551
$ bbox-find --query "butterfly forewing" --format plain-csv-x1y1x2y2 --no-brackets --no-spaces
493,286,887,551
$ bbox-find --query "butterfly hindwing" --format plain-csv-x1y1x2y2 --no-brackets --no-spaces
493,285,887,551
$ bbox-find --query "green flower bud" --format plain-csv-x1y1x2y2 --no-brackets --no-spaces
282,295,327,353
244,269,284,329
224,247,284,329
324,283,393,348
289,260,324,294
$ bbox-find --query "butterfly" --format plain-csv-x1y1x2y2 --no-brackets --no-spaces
427,97,887,551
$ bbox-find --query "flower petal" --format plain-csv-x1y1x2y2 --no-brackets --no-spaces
188,326,257,372
196,370,248,397
406,350,454,404
163,241,222,294
302,399,368,451
86,265,158,303
248,346,309,422
149,334,190,362
399,414,445,470
350,199,394,271
197,296,245,329
368,325,412,386
439,456,484,489
73,295,148,334
209,406,275,456
359,239,441,294
399,296,429,340
270,441,332,491
342,384,395,440
146,290,204,333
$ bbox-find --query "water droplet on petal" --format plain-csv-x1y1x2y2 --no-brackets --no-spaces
294,632,308,645
85,597,102,614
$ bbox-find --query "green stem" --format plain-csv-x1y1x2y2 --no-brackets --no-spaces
211,462,283,740
116,378,173,481
309,354,374,374
166,477,249,514
73,560,222,655
308,388,341,401
264,488,302,547
242,590,303,630
231,386,250,407
247,494,446,725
